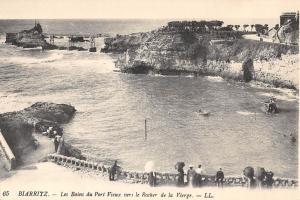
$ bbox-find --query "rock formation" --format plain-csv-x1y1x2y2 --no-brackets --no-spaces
5,23,88,50
0,102,85,165
101,22,299,89
5,23,52,48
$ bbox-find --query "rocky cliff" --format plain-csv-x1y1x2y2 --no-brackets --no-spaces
102,29,299,89
0,102,85,165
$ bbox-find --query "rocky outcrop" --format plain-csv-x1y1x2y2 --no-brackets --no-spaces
5,23,51,48
102,27,299,89
5,24,89,51
0,102,85,164
101,32,152,53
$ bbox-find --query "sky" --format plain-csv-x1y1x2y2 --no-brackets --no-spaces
0,0,299,19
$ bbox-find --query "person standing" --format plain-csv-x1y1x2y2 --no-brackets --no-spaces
243,166,255,188
216,168,224,188
109,160,119,181
264,171,274,188
255,167,266,188
187,165,196,187
54,135,61,152
57,136,66,155
148,171,157,187
175,162,185,186
195,164,203,187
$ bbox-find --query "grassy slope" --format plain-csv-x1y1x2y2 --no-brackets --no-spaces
208,39,298,62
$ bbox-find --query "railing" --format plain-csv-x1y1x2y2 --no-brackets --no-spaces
47,154,298,188
0,129,16,170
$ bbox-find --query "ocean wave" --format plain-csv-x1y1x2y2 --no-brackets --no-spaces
150,74,196,78
0,52,64,65
205,76,224,82
236,111,258,116
257,92,297,102
43,53,116,73
0,34,6,44
0,47,117,74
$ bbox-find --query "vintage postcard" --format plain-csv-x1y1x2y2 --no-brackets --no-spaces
0,0,299,199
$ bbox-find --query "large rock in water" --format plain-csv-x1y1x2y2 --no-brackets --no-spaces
0,102,85,164
5,23,51,49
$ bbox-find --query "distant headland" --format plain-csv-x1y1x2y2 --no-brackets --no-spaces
101,13,299,90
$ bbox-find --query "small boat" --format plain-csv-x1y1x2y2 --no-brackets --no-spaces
198,109,210,116
262,97,279,114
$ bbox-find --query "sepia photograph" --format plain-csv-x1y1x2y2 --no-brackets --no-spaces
0,0,299,199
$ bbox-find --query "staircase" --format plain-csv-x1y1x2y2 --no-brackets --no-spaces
0,130,16,171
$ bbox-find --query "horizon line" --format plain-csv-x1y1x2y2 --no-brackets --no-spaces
0,17,278,20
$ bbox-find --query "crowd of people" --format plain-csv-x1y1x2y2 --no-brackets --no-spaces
243,166,275,188
106,160,278,189
176,162,224,188
42,126,65,154
107,161,226,188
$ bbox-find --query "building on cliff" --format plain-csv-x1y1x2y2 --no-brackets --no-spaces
267,12,299,45
280,12,299,26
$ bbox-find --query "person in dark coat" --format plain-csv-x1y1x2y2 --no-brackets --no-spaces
175,162,185,186
264,171,274,188
216,168,224,188
178,168,184,186
243,166,255,188
109,160,119,181
148,171,157,187
54,135,61,152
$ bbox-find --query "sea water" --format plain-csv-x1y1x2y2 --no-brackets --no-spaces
0,19,297,178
